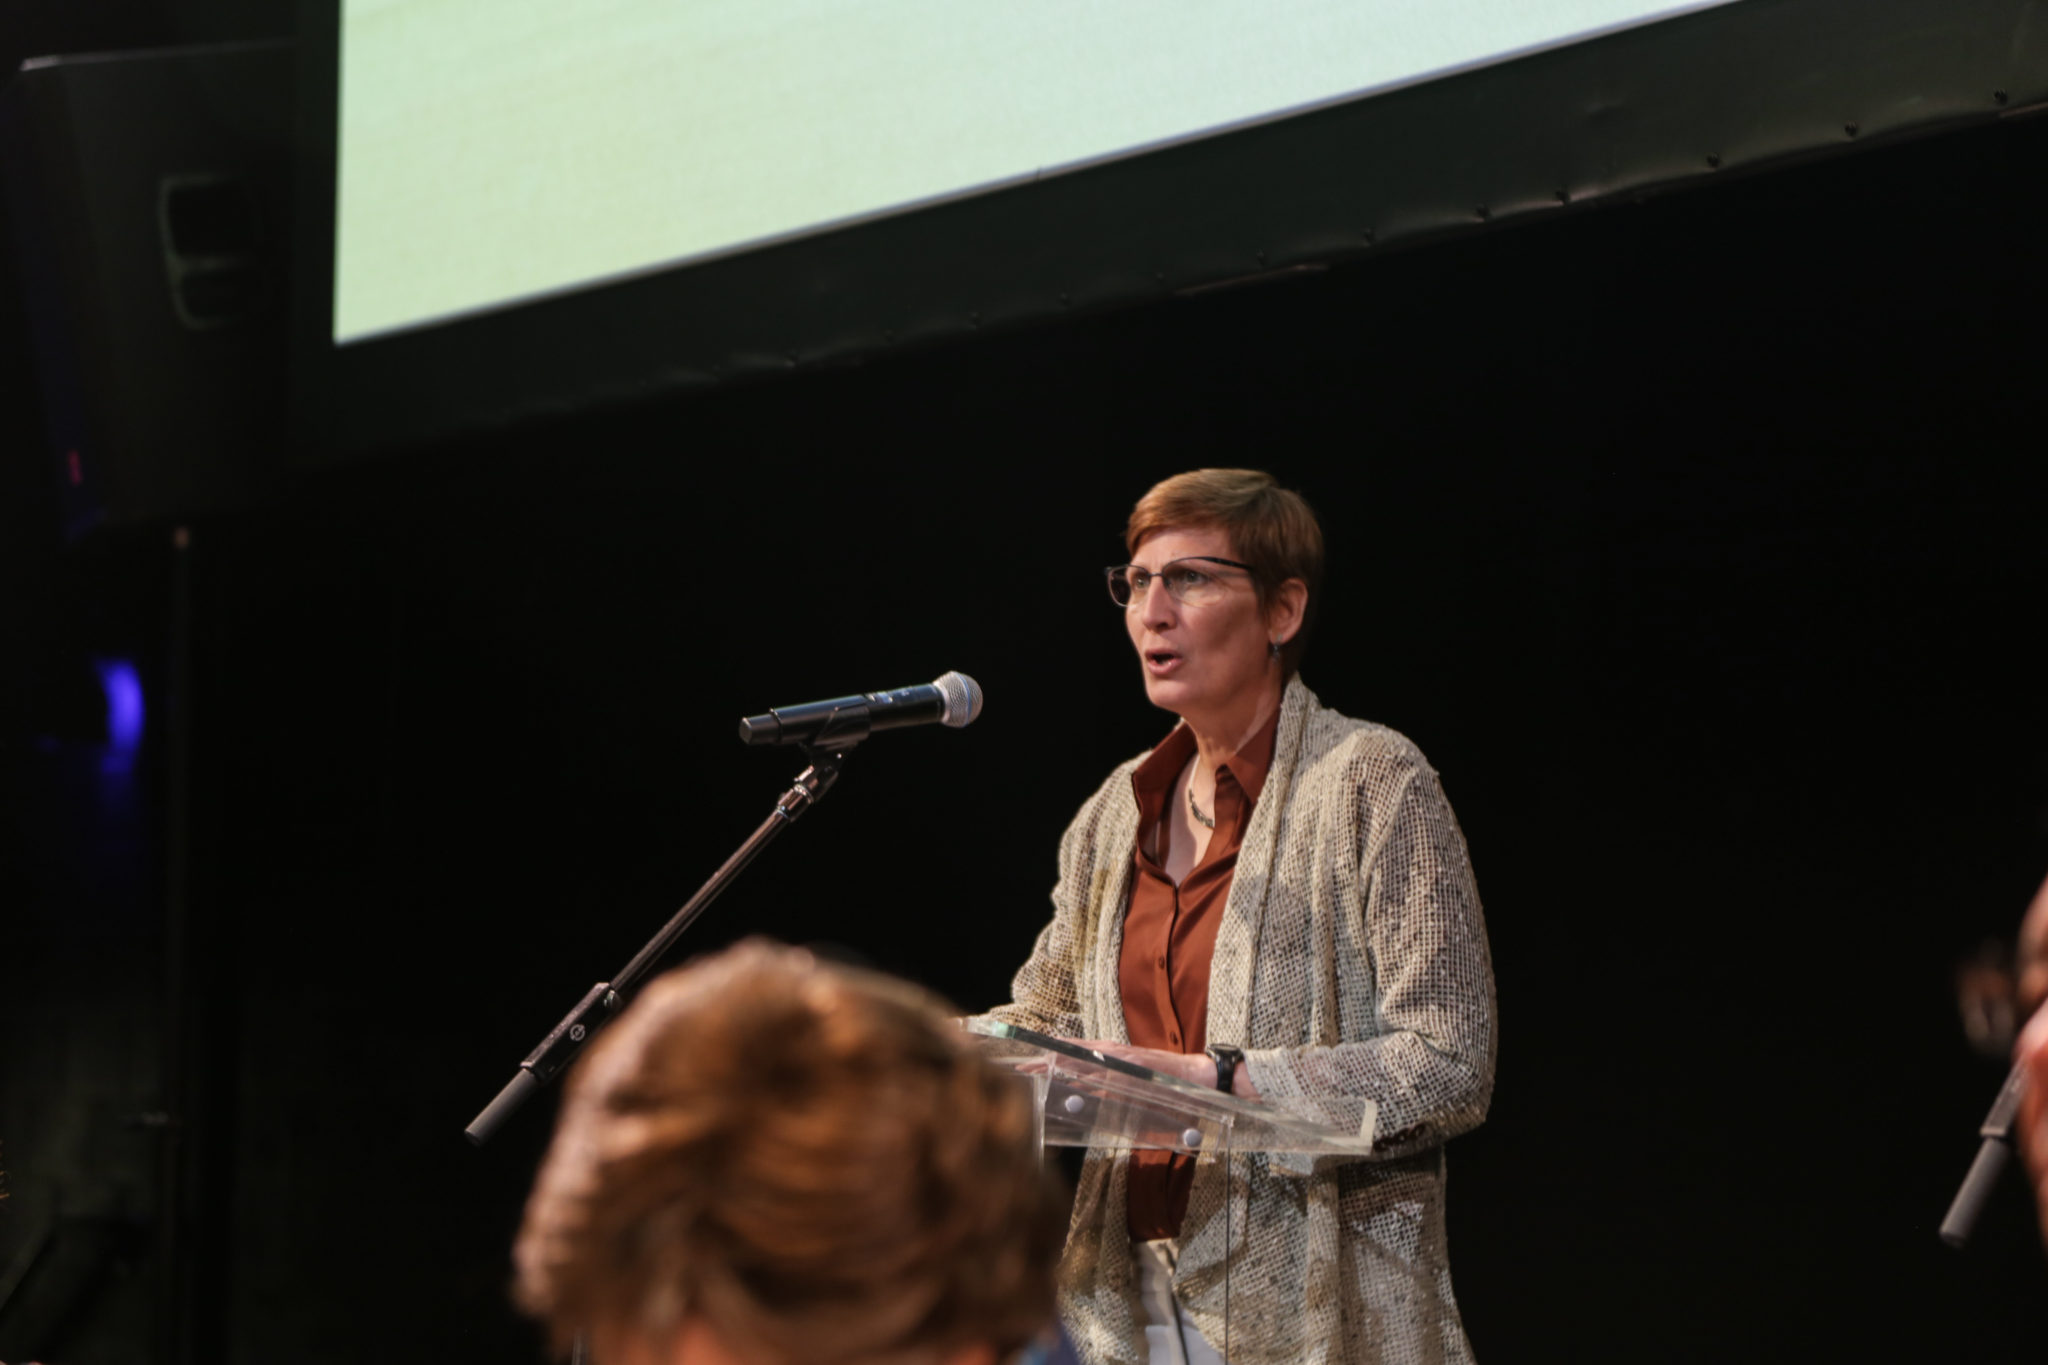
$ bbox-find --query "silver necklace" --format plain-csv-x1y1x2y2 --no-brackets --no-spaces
1187,781,1215,830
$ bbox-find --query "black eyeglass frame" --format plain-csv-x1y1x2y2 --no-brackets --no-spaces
1103,555,1259,608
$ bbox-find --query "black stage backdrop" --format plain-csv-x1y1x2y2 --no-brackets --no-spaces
7,53,2048,1365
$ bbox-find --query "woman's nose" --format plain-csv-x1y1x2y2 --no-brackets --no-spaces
1138,578,1177,627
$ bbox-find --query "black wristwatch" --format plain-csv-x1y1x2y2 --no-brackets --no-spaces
1206,1043,1245,1095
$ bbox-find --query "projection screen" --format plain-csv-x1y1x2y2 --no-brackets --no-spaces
300,0,2048,460
333,0,1740,344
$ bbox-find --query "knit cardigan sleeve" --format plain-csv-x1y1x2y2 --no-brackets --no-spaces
972,765,1134,1040
1240,734,1497,1162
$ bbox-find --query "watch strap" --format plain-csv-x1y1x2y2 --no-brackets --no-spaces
1205,1043,1245,1094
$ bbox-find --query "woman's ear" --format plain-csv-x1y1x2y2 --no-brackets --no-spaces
1269,577,1308,646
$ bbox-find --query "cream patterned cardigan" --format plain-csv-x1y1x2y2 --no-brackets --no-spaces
980,677,1496,1365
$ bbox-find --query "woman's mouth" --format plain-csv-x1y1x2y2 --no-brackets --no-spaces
1144,650,1183,676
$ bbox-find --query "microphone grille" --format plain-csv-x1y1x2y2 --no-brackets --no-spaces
931,672,984,728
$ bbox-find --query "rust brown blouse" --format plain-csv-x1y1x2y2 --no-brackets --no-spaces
1117,706,1278,1241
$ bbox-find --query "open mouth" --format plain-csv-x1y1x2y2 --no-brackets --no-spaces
1144,650,1182,672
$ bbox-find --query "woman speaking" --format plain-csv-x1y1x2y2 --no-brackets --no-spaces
983,469,1496,1365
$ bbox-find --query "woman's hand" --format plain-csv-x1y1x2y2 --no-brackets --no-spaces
2018,872,2048,1014
2017,1005,2048,1247
2014,871,2048,1247
1065,1040,1260,1099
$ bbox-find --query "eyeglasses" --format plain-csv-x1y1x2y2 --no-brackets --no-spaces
1104,556,1257,609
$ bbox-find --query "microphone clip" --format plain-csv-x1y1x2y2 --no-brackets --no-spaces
803,702,873,754
770,704,867,819
778,739,853,819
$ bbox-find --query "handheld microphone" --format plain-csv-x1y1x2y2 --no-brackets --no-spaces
737,672,983,748
1939,1057,2028,1249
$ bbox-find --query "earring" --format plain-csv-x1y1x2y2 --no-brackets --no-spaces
1269,640,1282,660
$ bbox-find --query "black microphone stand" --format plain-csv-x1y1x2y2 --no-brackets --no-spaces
465,711,869,1146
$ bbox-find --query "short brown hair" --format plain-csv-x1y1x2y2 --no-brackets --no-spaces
514,941,1063,1364
1125,468,1324,673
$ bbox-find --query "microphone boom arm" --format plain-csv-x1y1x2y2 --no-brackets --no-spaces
464,731,858,1145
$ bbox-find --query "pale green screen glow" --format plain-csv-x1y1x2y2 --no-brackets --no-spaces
335,0,1731,343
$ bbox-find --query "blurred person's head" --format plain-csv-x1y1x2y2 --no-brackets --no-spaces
514,940,1065,1365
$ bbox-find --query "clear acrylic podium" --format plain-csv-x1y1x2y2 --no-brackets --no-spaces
965,1020,1379,1359
966,1019,1377,1166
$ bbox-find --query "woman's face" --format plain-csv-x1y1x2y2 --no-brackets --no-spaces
1123,525,1281,726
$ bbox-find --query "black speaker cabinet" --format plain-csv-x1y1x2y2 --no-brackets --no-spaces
3,42,291,539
